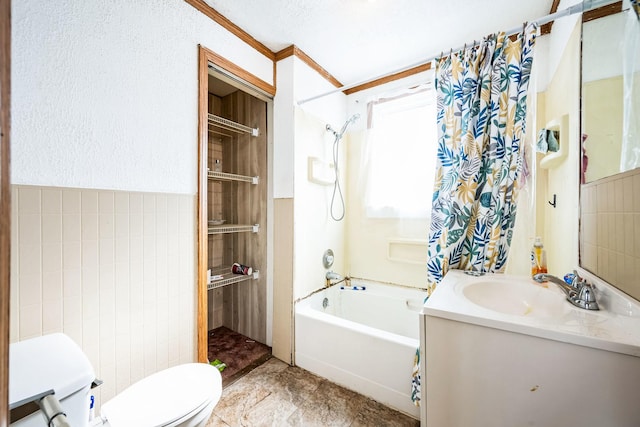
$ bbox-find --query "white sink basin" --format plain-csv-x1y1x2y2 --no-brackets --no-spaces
462,279,565,318
425,269,640,356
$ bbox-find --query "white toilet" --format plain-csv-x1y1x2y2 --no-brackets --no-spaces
9,333,222,427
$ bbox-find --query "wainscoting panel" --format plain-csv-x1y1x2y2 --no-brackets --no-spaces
10,185,197,409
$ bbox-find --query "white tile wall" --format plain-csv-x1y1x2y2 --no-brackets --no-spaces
10,185,197,408
580,170,640,300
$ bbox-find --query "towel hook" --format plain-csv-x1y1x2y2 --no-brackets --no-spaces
548,194,557,208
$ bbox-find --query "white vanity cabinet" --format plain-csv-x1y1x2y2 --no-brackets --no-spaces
419,270,640,427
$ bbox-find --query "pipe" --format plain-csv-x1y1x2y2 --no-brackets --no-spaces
38,394,71,427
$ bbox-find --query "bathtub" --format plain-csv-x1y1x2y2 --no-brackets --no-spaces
294,279,426,419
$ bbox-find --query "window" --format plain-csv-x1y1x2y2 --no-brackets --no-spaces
364,86,437,218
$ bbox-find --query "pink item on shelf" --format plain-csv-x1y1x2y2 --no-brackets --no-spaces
232,262,252,275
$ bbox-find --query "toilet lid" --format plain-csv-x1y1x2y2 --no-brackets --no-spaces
101,363,222,427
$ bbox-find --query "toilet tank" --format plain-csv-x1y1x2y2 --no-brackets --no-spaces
10,333,96,426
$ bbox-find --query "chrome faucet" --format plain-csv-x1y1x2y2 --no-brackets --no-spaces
325,271,350,287
533,271,599,311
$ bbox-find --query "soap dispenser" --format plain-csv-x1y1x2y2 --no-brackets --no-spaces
531,236,547,276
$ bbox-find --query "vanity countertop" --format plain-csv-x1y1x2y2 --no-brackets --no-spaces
423,269,640,357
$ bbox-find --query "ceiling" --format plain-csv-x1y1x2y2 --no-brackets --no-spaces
205,0,554,86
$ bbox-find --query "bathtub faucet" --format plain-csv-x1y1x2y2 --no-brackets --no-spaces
325,271,350,287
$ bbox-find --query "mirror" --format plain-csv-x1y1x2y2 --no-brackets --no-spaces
580,1,640,300
581,4,640,183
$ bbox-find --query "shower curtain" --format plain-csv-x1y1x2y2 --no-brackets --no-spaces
426,23,538,293
412,24,538,407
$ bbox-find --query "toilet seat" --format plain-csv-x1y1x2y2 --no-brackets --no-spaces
100,363,222,427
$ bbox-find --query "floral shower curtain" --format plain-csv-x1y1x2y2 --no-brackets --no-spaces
426,23,538,293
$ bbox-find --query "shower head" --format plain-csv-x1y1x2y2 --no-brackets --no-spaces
340,113,360,135
327,113,360,139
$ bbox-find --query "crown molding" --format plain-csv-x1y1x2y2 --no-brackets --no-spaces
344,63,432,95
188,2,439,98
275,45,343,89
184,0,275,61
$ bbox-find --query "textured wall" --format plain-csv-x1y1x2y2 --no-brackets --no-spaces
9,0,275,410
11,0,273,194
10,185,196,409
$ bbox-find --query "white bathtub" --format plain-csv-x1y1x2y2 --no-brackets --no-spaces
294,279,426,419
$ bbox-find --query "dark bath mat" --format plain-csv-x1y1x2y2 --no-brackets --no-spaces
208,326,272,386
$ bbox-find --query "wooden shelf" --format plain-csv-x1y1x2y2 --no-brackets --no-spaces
207,266,259,291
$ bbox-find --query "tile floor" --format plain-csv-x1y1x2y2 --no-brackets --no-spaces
206,358,420,427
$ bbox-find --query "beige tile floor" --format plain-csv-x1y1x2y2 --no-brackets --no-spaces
206,358,420,427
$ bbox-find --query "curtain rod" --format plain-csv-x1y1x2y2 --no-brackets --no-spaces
297,0,617,105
